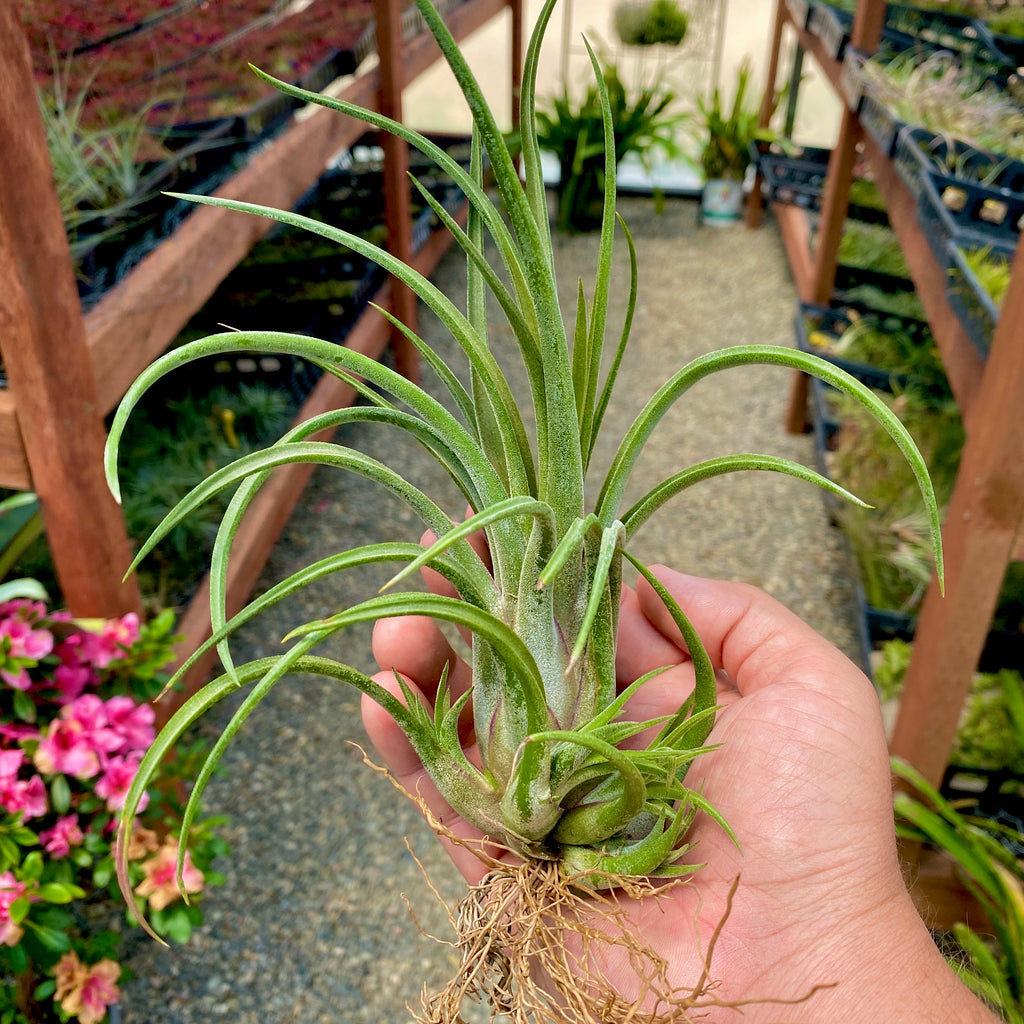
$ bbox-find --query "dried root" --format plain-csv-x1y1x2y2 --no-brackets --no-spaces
359,750,823,1024
415,857,733,1024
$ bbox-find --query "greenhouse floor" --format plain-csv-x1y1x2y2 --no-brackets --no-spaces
119,194,864,1023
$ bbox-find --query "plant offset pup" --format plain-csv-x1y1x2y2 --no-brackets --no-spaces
106,1,943,1019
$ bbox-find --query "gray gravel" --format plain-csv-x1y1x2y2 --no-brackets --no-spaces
118,195,864,1023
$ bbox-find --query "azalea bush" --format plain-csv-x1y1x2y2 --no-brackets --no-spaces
0,598,228,1024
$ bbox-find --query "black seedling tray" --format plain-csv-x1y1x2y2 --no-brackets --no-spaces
944,238,1012,355
794,300,938,392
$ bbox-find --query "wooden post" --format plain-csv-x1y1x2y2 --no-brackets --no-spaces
0,4,140,616
375,0,419,384
746,0,787,229
510,0,523,128
890,245,1024,788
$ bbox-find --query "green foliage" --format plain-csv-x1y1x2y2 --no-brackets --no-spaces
893,759,1024,1023
613,1,689,47
876,641,1024,773
534,60,686,231
36,55,169,275
806,309,949,395
117,381,293,608
987,8,1024,37
838,282,927,320
830,387,963,612
692,58,776,181
104,0,943,940
858,50,1024,160
958,245,1013,308
837,220,911,278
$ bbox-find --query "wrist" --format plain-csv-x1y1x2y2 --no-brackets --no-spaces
802,888,1001,1024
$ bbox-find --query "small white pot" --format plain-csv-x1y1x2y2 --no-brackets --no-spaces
700,179,745,226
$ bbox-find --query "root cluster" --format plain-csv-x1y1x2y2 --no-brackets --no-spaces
360,751,821,1024
414,857,727,1024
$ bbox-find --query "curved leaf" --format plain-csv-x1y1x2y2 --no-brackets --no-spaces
622,453,870,536
597,346,944,589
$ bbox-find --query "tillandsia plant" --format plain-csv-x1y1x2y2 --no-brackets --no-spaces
105,1,943,1020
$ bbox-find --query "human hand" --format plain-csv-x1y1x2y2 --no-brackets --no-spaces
366,567,997,1022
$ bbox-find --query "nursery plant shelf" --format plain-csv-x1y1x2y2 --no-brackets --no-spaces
756,0,1024,867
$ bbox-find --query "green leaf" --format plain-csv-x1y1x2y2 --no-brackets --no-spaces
597,346,944,589
36,882,84,904
11,689,35,724
622,454,870,536
21,851,42,881
8,896,30,925
49,775,71,815
23,919,70,952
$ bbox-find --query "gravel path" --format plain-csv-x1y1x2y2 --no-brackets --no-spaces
118,195,864,1023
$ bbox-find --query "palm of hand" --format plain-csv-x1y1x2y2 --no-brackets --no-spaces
367,568,908,1020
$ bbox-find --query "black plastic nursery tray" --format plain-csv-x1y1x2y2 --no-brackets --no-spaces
896,126,1024,253
794,300,940,392
859,92,907,159
944,239,1013,355
752,140,890,223
753,141,832,211
885,3,1004,67
807,1,852,60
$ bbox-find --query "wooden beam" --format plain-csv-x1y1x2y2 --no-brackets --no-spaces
0,6,140,615
890,241,1024,788
863,134,984,417
376,0,418,383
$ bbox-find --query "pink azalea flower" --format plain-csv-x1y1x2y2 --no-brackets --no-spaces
0,749,23,779
103,696,155,754
94,755,147,814
0,773,47,820
0,610,54,659
62,695,122,759
33,718,100,780
0,871,26,947
0,723,38,744
55,952,121,1024
0,665,32,691
80,614,140,669
135,838,204,911
39,815,84,858
52,639,96,703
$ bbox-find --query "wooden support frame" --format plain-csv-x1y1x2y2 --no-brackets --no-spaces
755,0,1024,783
0,0,521,664
754,0,1024,924
0,2,140,615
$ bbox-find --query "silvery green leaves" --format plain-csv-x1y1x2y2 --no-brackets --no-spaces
106,0,944,918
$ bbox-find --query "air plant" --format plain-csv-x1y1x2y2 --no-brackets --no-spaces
106,1,944,1020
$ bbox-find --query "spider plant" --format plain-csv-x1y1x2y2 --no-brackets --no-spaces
106,0,943,1012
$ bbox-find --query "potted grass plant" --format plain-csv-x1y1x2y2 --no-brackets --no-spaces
691,58,777,224
105,2,943,1020
534,58,686,231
